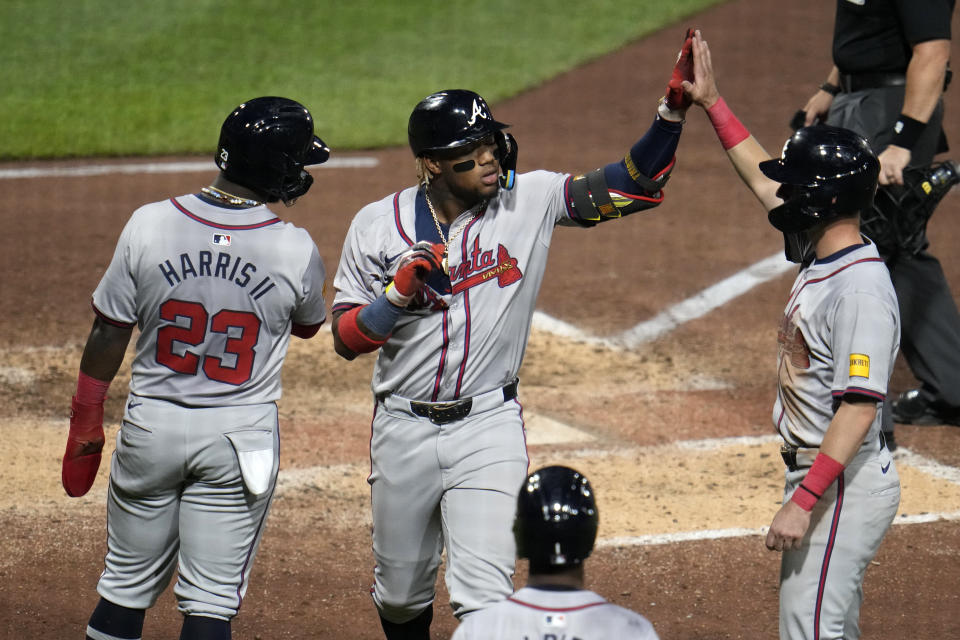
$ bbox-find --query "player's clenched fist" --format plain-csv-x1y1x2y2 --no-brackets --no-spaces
386,241,445,307
62,395,106,497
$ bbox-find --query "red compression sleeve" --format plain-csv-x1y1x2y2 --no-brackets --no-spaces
337,306,388,354
790,452,845,512
76,371,111,404
706,97,750,150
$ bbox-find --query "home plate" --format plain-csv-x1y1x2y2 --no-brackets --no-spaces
524,412,595,445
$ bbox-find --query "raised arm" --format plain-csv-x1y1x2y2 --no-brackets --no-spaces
565,28,696,226
681,31,783,213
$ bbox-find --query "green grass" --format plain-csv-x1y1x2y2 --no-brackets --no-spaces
0,0,723,159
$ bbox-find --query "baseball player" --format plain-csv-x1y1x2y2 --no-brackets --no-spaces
330,30,695,639
61,97,330,640
684,33,901,639
451,465,660,639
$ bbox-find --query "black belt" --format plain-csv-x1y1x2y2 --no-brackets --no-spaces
838,72,906,93
409,380,519,425
780,432,887,471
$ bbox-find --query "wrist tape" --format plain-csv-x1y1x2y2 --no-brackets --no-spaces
791,452,845,512
384,281,415,308
706,97,750,150
76,371,110,405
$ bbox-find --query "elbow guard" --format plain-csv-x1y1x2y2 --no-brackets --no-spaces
568,156,674,225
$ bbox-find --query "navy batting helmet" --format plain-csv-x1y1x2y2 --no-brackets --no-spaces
216,97,330,205
761,125,879,234
513,465,599,572
408,89,509,157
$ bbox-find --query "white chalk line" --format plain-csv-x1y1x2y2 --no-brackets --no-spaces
597,510,960,549
0,157,378,179
533,252,795,349
275,435,960,548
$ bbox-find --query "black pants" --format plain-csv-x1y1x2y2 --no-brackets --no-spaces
829,86,960,423
888,251,960,409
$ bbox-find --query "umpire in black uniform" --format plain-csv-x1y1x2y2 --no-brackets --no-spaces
797,0,959,444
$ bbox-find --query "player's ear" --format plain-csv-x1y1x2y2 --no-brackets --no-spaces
421,154,443,177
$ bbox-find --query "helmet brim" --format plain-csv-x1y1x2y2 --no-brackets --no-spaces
304,136,330,166
759,158,813,186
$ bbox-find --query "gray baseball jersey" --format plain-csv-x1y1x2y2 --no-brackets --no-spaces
334,170,575,400
332,170,588,620
91,194,326,619
774,240,899,447
450,586,660,640
772,240,901,639
94,194,327,406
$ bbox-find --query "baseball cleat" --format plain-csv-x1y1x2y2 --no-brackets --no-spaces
891,389,960,426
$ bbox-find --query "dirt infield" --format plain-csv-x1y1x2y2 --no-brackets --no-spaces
2,1,960,638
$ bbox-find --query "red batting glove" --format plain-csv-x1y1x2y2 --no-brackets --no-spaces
664,28,695,112
62,396,106,497
386,242,445,307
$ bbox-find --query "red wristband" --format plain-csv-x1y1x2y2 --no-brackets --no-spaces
337,306,388,354
790,452,845,512
706,97,750,150
76,371,110,405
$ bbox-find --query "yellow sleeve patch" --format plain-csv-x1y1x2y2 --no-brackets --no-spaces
849,354,870,378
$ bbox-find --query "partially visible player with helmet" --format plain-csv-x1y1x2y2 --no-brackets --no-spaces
451,465,660,639
684,32,900,640
62,96,330,640
330,29,696,639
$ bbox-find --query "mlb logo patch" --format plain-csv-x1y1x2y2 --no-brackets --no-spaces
212,234,232,246
543,613,566,628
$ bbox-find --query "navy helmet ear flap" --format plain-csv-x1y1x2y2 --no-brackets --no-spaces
767,185,835,233
496,131,518,190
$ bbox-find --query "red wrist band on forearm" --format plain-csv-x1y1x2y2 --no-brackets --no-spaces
75,371,111,405
706,97,750,150
791,452,845,512
337,306,388,354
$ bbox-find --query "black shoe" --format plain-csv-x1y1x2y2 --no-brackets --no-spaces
379,605,432,640
891,389,960,426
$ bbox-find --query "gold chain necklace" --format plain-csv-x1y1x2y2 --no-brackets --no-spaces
200,185,262,208
425,189,479,275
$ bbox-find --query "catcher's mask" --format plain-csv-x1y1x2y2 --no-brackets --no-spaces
408,89,517,189
216,97,330,206
760,125,879,262
513,465,598,573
